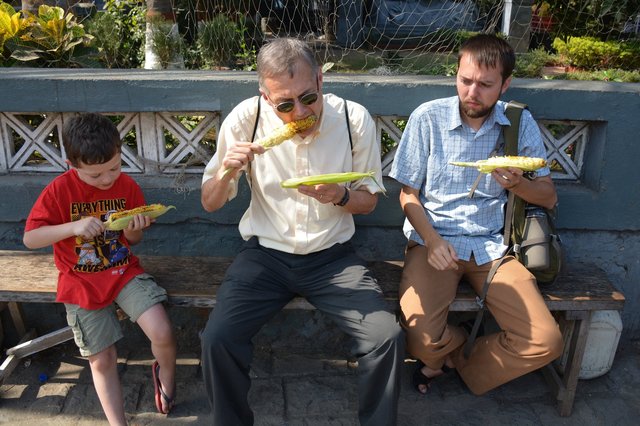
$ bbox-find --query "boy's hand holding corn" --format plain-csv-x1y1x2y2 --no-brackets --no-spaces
123,213,154,231
73,216,105,240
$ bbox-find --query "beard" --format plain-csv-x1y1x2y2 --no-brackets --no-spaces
460,100,494,120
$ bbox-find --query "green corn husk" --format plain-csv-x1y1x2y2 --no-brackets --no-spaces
104,204,176,231
280,171,385,194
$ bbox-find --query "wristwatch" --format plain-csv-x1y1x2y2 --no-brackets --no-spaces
334,187,350,206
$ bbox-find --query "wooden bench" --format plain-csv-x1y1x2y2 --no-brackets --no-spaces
0,249,625,417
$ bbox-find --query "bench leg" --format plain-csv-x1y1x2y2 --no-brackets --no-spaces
0,329,37,386
543,310,591,417
0,302,5,348
7,302,27,337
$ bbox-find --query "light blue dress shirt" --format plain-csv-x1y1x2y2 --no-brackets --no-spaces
389,96,550,265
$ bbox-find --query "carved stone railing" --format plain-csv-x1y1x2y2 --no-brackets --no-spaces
1,111,585,181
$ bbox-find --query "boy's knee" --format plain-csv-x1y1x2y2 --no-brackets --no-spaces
88,345,117,372
152,321,175,346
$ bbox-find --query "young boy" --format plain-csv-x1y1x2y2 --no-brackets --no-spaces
23,113,177,425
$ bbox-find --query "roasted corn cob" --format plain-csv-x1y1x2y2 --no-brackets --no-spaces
280,171,385,194
256,115,317,148
103,204,176,231
450,156,546,173
221,115,318,179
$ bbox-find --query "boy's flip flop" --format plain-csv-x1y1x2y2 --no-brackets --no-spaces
152,360,175,414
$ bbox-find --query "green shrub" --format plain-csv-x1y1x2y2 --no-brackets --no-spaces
86,0,146,69
197,14,243,69
556,68,640,83
149,16,185,69
514,48,557,78
552,36,640,71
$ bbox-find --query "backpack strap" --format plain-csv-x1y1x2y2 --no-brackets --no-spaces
502,101,527,245
503,101,527,155
463,254,509,358
463,101,526,359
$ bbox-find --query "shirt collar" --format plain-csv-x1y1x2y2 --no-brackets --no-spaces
447,96,464,131
447,97,511,133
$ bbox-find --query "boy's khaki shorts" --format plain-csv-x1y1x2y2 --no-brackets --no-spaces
64,273,167,357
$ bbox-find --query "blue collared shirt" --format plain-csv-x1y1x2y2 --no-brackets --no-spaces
389,96,550,265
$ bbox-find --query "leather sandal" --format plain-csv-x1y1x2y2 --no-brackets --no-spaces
412,361,454,395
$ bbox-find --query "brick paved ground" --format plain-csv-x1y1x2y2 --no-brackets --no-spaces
1,310,639,426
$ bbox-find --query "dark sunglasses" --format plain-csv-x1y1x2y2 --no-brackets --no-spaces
269,91,319,113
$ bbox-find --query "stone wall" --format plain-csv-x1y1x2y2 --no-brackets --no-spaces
1,69,639,338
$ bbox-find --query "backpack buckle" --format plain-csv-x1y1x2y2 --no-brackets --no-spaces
475,296,485,309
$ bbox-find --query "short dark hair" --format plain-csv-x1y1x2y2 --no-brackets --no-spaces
62,113,122,167
256,37,318,91
457,34,516,82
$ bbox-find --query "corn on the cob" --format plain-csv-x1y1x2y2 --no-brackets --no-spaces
256,115,317,148
221,115,318,179
450,156,546,173
280,171,385,194
103,204,176,231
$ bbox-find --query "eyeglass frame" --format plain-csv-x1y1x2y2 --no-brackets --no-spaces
263,80,321,113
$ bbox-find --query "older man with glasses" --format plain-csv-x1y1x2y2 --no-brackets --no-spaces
199,37,405,426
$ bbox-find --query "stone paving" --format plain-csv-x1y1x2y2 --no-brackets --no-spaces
1,311,639,426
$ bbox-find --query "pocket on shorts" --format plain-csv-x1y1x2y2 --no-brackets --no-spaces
136,273,167,301
116,273,167,322
66,310,86,349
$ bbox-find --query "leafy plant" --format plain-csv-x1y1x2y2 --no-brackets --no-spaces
0,1,32,65
7,4,98,67
553,36,640,70
541,0,640,40
235,16,256,71
148,16,185,69
552,68,640,83
86,0,146,69
514,48,557,78
381,119,406,156
197,13,243,69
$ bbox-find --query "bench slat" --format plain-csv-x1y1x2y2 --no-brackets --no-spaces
0,250,625,311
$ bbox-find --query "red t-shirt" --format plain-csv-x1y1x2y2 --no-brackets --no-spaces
25,170,146,309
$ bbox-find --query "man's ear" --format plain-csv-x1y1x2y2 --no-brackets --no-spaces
317,67,323,91
501,76,512,95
